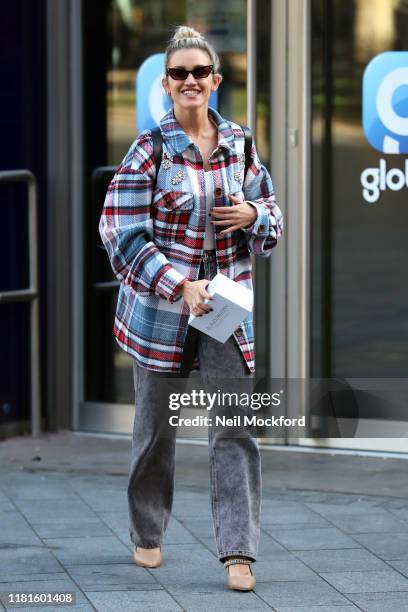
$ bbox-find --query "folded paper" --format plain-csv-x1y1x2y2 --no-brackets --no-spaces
188,273,253,343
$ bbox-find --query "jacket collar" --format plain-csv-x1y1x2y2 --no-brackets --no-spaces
159,106,236,155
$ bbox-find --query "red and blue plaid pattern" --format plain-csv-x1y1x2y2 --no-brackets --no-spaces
99,107,283,373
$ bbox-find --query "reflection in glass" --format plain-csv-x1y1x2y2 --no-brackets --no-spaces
86,1,254,404
311,0,408,377
107,0,247,165
86,289,134,404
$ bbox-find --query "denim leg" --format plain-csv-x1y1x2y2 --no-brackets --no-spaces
197,256,261,563
128,252,261,561
128,362,179,548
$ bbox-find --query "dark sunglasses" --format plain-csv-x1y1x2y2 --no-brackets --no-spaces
166,65,214,81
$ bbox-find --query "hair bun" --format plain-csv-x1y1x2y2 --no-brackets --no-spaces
165,25,221,74
172,26,204,41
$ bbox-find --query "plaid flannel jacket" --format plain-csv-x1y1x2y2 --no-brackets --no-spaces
99,107,283,373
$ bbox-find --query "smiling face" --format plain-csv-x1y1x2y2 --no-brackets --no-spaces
162,48,222,112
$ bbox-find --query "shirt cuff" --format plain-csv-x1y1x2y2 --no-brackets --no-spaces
154,264,188,302
242,201,270,236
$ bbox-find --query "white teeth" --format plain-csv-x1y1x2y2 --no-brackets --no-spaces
183,90,199,96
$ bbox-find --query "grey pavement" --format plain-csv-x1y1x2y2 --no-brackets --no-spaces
0,433,408,611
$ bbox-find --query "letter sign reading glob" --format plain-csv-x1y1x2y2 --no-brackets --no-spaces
136,53,219,133
361,52,408,203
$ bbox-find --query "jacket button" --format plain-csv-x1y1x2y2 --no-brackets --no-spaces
214,187,222,197
258,223,265,232
235,327,243,337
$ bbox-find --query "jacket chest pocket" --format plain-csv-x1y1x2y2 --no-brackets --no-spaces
152,189,194,245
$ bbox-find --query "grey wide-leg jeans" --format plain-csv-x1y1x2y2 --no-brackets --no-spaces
128,251,261,563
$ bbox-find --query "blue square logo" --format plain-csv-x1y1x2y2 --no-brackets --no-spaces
362,52,408,154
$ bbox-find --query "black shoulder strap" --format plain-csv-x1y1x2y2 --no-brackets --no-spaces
240,125,253,180
150,126,163,187
151,124,252,183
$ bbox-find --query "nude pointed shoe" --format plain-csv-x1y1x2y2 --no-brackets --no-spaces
224,558,256,591
133,546,162,568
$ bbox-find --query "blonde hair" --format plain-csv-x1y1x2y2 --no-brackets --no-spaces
164,25,221,74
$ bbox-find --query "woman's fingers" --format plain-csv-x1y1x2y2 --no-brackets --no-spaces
211,217,236,226
220,225,240,234
184,280,214,315
211,205,240,214
191,291,213,316
210,202,257,232
228,194,243,205
200,283,213,301
192,300,212,316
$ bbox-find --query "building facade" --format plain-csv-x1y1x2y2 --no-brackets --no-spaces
1,0,408,452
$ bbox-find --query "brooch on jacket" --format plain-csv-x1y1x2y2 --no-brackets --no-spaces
162,152,173,170
162,152,186,185
234,153,246,184
171,169,185,185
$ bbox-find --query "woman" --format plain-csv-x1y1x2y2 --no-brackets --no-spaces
99,25,283,591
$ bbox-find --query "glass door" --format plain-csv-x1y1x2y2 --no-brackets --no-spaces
80,0,263,433
307,0,408,451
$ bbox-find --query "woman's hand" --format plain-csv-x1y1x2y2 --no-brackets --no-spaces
210,195,257,234
180,280,213,316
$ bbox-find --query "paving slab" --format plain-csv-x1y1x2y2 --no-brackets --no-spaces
14,498,95,523
94,512,130,544
42,536,131,565
387,558,408,577
172,498,213,519
84,589,183,612
195,536,218,556
386,505,408,522
305,499,388,516
273,606,359,612
0,573,67,585
351,532,408,560
175,517,214,539
293,548,389,573
31,518,113,539
347,590,408,612
319,569,408,593
317,511,408,533
261,503,330,528
2,432,408,498
166,590,273,610
264,526,360,551
3,481,76,502
69,475,128,489
0,500,15,512
265,518,331,531
0,491,15,512
68,488,127,513
152,542,220,576
163,518,202,545
249,559,316,582
0,512,43,546
65,563,159,591
172,486,209,500
1,432,408,611
0,548,63,580
254,577,350,607
257,532,297,561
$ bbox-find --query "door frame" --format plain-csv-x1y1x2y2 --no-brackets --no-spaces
74,0,295,436
46,0,84,431
268,0,312,444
